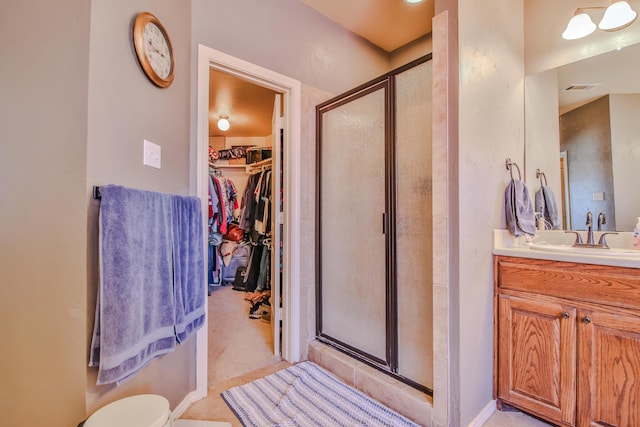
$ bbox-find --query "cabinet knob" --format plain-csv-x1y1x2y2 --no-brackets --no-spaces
561,311,570,319
582,316,592,324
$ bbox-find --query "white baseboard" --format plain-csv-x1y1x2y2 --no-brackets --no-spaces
172,390,199,421
468,400,496,427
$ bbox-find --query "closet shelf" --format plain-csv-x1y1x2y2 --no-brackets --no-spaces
215,164,246,169
209,161,246,168
209,158,272,174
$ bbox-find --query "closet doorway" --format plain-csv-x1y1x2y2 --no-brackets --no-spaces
206,69,282,386
195,45,302,399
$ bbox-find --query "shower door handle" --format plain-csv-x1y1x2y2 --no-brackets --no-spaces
382,212,386,234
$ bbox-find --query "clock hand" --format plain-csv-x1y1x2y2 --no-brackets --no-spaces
146,41,167,59
152,45,167,59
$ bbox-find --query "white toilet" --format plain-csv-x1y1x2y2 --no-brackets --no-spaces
84,394,172,427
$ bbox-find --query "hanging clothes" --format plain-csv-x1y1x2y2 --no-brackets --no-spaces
238,169,271,242
254,170,271,236
235,168,273,299
208,171,239,238
238,172,261,233
207,169,239,288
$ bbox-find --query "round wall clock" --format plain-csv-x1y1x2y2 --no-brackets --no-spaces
132,12,175,88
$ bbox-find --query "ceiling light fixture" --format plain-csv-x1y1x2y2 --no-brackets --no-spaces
562,1,637,40
599,0,638,30
217,115,230,131
563,10,597,39
404,0,425,4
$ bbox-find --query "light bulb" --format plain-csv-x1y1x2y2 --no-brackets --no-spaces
217,116,230,131
599,1,637,31
562,12,597,40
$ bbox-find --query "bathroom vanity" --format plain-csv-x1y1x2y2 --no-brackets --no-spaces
493,231,640,427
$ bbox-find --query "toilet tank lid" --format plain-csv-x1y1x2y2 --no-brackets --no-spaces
84,394,171,427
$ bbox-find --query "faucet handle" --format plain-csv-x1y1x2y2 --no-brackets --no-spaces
597,232,618,248
565,230,584,246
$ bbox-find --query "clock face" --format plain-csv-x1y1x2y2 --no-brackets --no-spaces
143,22,172,80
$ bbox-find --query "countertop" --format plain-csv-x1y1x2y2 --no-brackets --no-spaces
492,229,640,269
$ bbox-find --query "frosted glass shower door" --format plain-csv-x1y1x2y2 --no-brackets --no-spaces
395,60,433,389
318,83,388,361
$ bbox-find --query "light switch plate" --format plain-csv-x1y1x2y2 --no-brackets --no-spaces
143,140,161,169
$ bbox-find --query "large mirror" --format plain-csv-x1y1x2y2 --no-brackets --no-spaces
525,42,640,232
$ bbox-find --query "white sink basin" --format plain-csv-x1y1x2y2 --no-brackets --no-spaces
529,244,640,257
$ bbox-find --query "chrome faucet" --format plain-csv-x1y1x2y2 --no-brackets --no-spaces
585,211,594,244
597,212,606,231
566,211,617,248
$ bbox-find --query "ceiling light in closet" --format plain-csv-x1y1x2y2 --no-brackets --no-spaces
405,0,425,4
217,115,230,131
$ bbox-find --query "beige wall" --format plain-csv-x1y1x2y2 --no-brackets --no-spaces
299,83,334,359
457,0,524,424
191,0,393,95
0,1,91,426
606,94,640,231
391,34,434,69
524,69,562,196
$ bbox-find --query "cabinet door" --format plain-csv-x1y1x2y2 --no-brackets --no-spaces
577,309,640,427
498,294,577,425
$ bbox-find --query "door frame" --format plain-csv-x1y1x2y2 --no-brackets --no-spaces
194,44,302,399
560,150,571,230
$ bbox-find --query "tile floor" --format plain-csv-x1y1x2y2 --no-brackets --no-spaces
180,361,290,426
308,340,432,425
483,410,552,426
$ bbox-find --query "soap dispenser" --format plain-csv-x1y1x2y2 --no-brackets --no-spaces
635,217,640,249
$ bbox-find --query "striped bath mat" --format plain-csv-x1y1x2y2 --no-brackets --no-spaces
221,361,419,427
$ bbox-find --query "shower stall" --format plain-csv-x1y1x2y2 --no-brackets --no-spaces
316,55,433,393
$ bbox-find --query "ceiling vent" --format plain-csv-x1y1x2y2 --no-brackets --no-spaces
561,83,600,92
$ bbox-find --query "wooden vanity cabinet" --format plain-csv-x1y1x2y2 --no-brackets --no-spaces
577,309,640,427
497,294,577,425
494,255,640,427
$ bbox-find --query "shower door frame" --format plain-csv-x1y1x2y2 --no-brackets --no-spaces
315,54,433,395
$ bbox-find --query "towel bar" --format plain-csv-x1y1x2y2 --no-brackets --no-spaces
536,169,548,187
93,186,101,200
505,158,522,181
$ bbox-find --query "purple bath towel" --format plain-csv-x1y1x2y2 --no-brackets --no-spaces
535,186,561,230
172,195,206,343
89,185,205,385
505,179,536,237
